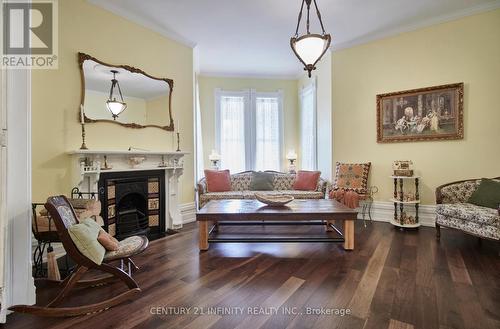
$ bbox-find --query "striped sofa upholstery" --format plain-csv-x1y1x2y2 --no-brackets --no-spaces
196,171,329,209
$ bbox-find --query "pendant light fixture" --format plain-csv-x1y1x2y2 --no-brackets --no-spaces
106,70,127,120
290,0,331,78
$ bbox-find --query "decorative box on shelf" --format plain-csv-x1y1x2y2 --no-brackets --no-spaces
390,175,421,229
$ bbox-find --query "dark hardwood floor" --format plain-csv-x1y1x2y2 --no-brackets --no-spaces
4,221,500,329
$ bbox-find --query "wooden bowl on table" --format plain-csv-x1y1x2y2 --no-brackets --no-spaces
255,193,294,207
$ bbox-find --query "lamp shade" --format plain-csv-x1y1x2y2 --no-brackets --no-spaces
290,33,331,77
106,99,127,119
286,150,298,160
208,149,221,161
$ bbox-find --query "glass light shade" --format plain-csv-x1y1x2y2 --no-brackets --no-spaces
106,99,127,117
291,33,331,77
294,36,327,65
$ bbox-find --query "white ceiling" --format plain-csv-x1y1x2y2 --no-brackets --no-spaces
83,59,170,99
89,0,500,78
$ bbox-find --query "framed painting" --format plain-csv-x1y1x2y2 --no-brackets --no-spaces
376,83,464,143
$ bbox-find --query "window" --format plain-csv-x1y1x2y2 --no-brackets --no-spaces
300,81,317,170
216,89,283,173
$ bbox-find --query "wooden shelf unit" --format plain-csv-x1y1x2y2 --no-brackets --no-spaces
391,176,421,228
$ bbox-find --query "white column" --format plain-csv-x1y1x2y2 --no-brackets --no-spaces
0,68,36,322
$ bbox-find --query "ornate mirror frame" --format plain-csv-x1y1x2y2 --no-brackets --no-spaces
78,52,175,131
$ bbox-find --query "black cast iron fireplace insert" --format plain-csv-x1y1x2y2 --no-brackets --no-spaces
98,170,166,240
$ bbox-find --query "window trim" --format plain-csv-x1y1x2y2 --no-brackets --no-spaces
215,88,284,172
299,78,317,170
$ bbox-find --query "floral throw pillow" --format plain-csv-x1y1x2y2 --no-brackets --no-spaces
333,162,371,194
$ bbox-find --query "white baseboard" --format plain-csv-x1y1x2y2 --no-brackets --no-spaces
357,201,436,227
180,202,196,224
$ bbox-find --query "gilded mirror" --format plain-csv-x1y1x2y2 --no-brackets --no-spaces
78,52,174,131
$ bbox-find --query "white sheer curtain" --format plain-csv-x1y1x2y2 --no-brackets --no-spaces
300,82,317,170
217,94,246,173
255,96,281,171
216,89,283,173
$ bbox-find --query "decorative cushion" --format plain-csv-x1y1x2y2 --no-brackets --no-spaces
273,173,296,190
249,172,275,191
104,235,148,261
68,218,105,265
467,178,500,209
438,180,481,204
293,170,321,191
436,203,499,227
230,172,254,191
333,162,371,194
97,229,119,251
204,169,231,192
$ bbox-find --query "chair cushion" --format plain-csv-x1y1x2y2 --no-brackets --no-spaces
436,214,499,240
467,178,500,209
97,229,119,251
104,235,148,261
249,172,274,191
436,203,499,227
293,170,321,191
68,218,105,265
333,162,371,194
204,169,231,192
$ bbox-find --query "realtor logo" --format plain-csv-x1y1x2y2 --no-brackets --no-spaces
2,0,58,69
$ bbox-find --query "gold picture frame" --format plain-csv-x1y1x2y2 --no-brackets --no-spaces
377,83,464,143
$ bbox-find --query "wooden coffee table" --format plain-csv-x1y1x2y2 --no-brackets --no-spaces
196,199,358,251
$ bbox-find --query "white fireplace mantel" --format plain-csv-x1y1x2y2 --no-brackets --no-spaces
67,149,189,230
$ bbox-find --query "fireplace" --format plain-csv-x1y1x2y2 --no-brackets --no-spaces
98,170,166,240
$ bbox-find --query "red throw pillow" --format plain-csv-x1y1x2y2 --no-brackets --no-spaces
293,170,321,191
204,169,231,192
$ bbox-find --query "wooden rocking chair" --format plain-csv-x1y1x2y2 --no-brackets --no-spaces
9,195,149,317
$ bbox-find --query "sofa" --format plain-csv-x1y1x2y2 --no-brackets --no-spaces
435,177,500,241
196,171,329,209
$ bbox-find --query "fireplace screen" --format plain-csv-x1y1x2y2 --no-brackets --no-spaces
116,192,149,240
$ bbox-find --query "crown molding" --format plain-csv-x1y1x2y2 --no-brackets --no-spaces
86,0,197,48
333,0,500,52
199,71,300,81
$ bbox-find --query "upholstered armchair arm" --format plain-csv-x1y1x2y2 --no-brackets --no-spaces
195,178,208,209
317,178,330,198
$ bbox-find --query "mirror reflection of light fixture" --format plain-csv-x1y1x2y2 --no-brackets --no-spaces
290,0,331,78
106,70,127,120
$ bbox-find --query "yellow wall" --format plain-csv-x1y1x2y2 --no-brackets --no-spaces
32,0,195,203
332,9,500,204
146,95,170,126
198,76,299,171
